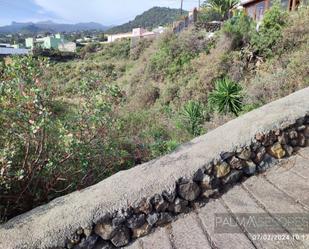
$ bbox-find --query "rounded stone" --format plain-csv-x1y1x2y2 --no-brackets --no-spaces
228,156,245,169
243,161,256,175
278,133,289,145
268,142,286,159
193,168,205,182
73,235,99,249
132,223,151,239
162,188,176,203
173,198,189,213
222,170,243,185
133,198,152,214
237,148,252,160
94,222,116,240
199,174,211,191
283,145,294,157
202,189,219,198
262,132,277,146
215,162,230,178
146,213,159,226
156,212,173,226
298,133,307,147
253,146,266,163
110,226,131,247
177,181,201,201
289,130,298,140
151,194,169,212
127,214,146,229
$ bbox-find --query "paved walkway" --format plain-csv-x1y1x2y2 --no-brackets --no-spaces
125,147,309,249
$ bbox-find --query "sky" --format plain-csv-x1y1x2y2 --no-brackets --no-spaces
0,0,199,26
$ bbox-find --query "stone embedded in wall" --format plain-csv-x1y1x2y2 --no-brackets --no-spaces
268,142,286,159
132,223,151,239
151,194,169,212
237,147,252,161
146,213,159,226
253,146,266,164
243,161,256,175
222,170,243,185
172,198,189,213
228,156,245,169
215,162,231,178
110,226,130,247
177,181,200,201
132,197,152,214
94,222,116,240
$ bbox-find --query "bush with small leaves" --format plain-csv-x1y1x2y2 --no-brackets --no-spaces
250,4,287,57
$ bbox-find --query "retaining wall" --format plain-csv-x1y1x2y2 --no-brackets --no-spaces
0,87,309,249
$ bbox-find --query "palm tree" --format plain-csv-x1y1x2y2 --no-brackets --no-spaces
208,77,243,116
202,0,240,20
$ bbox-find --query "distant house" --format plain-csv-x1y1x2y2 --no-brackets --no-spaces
0,47,29,57
58,42,77,53
241,0,302,21
107,32,133,43
25,33,76,52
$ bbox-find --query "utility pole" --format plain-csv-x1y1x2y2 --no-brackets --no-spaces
180,0,183,15
198,0,201,8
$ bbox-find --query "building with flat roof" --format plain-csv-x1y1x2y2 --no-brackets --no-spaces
0,47,29,57
25,33,76,52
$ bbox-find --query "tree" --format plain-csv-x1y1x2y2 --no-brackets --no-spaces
201,0,240,21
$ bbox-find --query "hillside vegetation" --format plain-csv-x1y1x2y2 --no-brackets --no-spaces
0,6,308,222
107,7,186,34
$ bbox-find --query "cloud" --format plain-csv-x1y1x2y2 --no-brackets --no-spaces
33,0,198,25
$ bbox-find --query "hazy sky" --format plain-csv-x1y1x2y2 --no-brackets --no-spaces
0,0,199,26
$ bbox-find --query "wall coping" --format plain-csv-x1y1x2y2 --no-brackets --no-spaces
0,87,309,249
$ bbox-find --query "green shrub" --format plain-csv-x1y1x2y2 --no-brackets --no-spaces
130,38,154,60
250,4,287,57
0,56,126,221
208,77,243,116
222,12,255,48
148,30,211,80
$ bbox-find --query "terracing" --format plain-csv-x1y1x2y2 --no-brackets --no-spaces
0,87,308,249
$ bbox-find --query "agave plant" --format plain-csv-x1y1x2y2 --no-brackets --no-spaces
180,100,205,136
202,0,240,20
208,77,243,116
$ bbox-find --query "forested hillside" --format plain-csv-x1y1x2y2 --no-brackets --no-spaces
107,7,186,34
0,5,308,223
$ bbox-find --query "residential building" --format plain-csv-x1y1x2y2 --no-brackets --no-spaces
107,32,132,43
241,0,304,21
0,47,29,57
25,33,76,52
58,42,77,52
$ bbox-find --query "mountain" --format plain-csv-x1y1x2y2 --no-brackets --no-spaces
107,7,188,34
0,21,110,33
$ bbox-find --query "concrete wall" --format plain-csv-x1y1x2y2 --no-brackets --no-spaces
0,87,308,249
